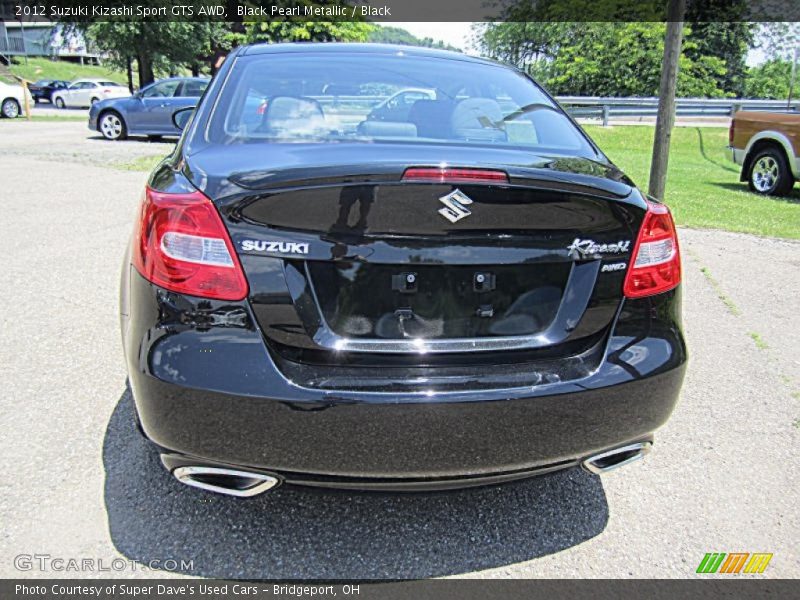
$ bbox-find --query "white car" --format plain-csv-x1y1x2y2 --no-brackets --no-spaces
52,79,129,108
0,81,32,118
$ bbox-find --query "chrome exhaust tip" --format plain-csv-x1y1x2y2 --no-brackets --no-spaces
172,466,280,497
582,442,652,475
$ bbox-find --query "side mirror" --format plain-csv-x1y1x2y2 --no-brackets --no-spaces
172,106,196,131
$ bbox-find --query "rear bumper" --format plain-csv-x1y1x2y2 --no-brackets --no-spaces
727,145,745,166
123,269,687,486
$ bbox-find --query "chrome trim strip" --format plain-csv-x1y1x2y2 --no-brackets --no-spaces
173,466,280,497
288,260,601,354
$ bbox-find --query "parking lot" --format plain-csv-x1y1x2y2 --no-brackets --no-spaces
1,120,798,579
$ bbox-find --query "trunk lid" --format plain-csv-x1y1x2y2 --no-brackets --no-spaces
186,144,643,359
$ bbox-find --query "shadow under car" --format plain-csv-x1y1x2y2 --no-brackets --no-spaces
103,386,609,579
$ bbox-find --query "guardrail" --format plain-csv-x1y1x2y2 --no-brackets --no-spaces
555,96,800,124
311,94,798,125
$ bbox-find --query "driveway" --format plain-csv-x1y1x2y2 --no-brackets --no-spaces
0,121,798,579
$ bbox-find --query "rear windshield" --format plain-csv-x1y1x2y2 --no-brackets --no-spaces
206,52,596,156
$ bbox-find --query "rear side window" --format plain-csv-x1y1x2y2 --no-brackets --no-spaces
143,80,180,98
179,80,208,97
206,52,595,156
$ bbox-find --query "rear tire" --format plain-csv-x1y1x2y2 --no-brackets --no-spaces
747,147,795,196
0,98,20,118
55,97,65,109
99,111,127,141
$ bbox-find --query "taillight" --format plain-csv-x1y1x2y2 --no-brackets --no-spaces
132,187,248,301
728,120,735,145
623,200,681,298
402,167,508,183
103,88,112,94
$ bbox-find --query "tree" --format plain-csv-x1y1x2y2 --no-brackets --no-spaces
367,25,462,52
744,59,794,99
242,20,373,44
682,0,755,96
681,22,754,96
756,23,800,61
76,21,229,89
240,1,374,44
474,22,735,97
368,26,421,46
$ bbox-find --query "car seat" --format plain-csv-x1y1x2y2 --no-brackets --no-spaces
451,98,507,143
407,99,454,139
260,96,326,137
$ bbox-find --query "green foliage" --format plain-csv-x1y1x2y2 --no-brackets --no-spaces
367,26,462,52
756,23,800,61
368,26,420,45
476,20,751,98
744,59,793,100
243,20,373,44
65,1,376,87
7,57,126,85
546,23,666,96
76,20,230,87
682,23,754,97
586,125,800,239
241,2,374,44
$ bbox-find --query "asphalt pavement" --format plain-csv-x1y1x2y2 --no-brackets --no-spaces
0,121,798,579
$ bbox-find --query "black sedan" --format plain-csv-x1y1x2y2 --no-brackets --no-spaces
28,79,69,103
121,43,686,498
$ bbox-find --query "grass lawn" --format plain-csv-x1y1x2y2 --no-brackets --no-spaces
112,154,169,172
0,114,86,122
4,57,127,85
585,125,800,240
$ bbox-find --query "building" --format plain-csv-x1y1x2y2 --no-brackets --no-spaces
0,21,102,64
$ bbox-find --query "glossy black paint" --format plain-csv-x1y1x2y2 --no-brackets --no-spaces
122,268,684,480
122,43,687,490
29,79,68,102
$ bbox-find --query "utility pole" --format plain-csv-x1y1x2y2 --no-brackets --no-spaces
789,46,798,110
648,0,686,201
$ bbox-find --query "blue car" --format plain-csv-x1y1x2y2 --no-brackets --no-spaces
88,77,209,141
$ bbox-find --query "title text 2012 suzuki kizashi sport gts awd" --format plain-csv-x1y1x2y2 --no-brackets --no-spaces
120,44,686,497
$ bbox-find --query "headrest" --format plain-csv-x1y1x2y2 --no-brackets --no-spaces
357,120,418,138
451,98,506,142
262,96,326,136
407,99,454,138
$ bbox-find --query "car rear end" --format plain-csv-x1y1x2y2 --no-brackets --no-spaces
28,80,49,102
121,45,686,496
98,81,129,100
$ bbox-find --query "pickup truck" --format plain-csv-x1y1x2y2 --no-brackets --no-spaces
727,111,800,196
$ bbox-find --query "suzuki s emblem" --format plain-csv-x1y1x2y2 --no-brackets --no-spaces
438,189,474,223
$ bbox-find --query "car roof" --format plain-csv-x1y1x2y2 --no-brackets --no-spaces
241,42,504,68
152,77,210,82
